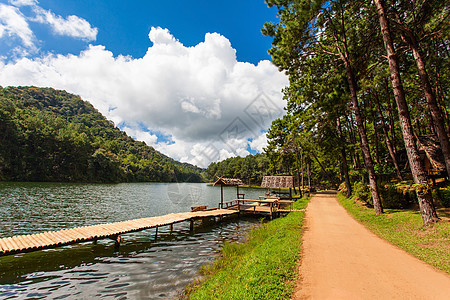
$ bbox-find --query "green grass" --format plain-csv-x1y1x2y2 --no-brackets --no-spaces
185,196,311,300
337,193,450,273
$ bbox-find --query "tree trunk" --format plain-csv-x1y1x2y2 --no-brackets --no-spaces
301,149,304,190
385,80,397,151
307,159,311,193
336,47,382,214
338,117,352,196
374,91,403,180
405,35,450,176
295,145,302,197
374,0,438,226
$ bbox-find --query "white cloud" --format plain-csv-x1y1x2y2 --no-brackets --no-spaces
1,1,97,59
122,126,158,146
249,132,268,152
0,3,35,49
0,27,288,168
32,6,97,41
8,0,37,7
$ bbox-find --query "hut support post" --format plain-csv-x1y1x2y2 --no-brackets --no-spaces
220,185,224,209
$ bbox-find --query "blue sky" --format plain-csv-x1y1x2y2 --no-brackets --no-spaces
0,0,287,167
1,0,278,63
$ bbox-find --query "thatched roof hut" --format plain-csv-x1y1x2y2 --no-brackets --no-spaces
261,176,294,188
214,177,244,208
213,177,244,186
417,135,446,172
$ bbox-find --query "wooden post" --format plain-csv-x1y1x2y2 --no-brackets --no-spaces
112,234,123,248
155,226,158,240
236,185,239,199
169,224,173,234
93,238,98,245
190,220,194,232
220,184,224,209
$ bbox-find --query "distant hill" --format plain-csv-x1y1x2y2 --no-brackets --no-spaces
0,86,203,183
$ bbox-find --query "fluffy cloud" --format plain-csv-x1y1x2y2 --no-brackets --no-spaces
32,6,97,41
0,1,97,58
0,27,287,167
8,0,37,7
0,3,35,49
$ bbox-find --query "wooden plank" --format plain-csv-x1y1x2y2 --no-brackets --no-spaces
28,234,45,248
46,232,65,245
41,232,60,244
6,237,22,250
37,233,55,246
30,233,47,247
2,238,15,252
11,236,27,250
19,235,36,249
0,238,8,252
51,230,71,243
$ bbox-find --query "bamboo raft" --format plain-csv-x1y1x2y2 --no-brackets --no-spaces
0,209,237,257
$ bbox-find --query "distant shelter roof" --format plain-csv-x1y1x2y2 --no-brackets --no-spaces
261,176,294,188
213,177,244,186
417,135,446,171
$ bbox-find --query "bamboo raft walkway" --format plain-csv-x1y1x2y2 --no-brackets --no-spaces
0,209,237,257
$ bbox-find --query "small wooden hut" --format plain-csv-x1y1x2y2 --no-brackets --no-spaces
214,177,244,208
417,135,448,182
261,176,294,200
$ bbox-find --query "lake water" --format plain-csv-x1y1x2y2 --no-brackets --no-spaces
0,182,265,299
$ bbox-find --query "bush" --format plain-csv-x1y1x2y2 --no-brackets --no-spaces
433,186,450,208
353,181,371,204
379,183,416,209
338,182,347,195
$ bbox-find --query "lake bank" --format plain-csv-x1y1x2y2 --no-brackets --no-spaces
184,195,311,299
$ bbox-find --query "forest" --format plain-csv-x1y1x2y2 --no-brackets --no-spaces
261,0,449,225
0,86,203,183
209,0,449,226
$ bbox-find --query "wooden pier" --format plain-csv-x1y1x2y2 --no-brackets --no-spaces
223,198,295,219
0,208,237,257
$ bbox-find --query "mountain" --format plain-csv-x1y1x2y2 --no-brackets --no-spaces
0,86,203,183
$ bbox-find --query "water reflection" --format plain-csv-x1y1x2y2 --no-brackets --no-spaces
0,183,264,299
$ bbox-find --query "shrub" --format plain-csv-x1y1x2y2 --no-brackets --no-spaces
353,181,371,204
433,186,450,208
338,182,347,195
379,183,416,209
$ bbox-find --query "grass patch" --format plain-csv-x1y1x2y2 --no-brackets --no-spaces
184,196,311,300
337,193,450,273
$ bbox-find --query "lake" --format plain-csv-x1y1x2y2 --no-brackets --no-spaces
0,182,265,299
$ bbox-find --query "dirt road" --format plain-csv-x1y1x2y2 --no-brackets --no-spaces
293,191,450,299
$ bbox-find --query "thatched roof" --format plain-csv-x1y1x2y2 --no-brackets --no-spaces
213,177,244,186
417,135,446,171
261,176,294,188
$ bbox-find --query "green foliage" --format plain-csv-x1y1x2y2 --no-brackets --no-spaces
337,193,450,274
353,181,371,204
378,183,417,209
433,186,450,208
206,153,269,185
353,181,418,209
187,196,311,299
0,86,203,183
262,0,449,217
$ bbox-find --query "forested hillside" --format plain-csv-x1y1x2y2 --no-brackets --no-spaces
0,86,203,183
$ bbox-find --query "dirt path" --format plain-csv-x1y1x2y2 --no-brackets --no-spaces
293,191,450,299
